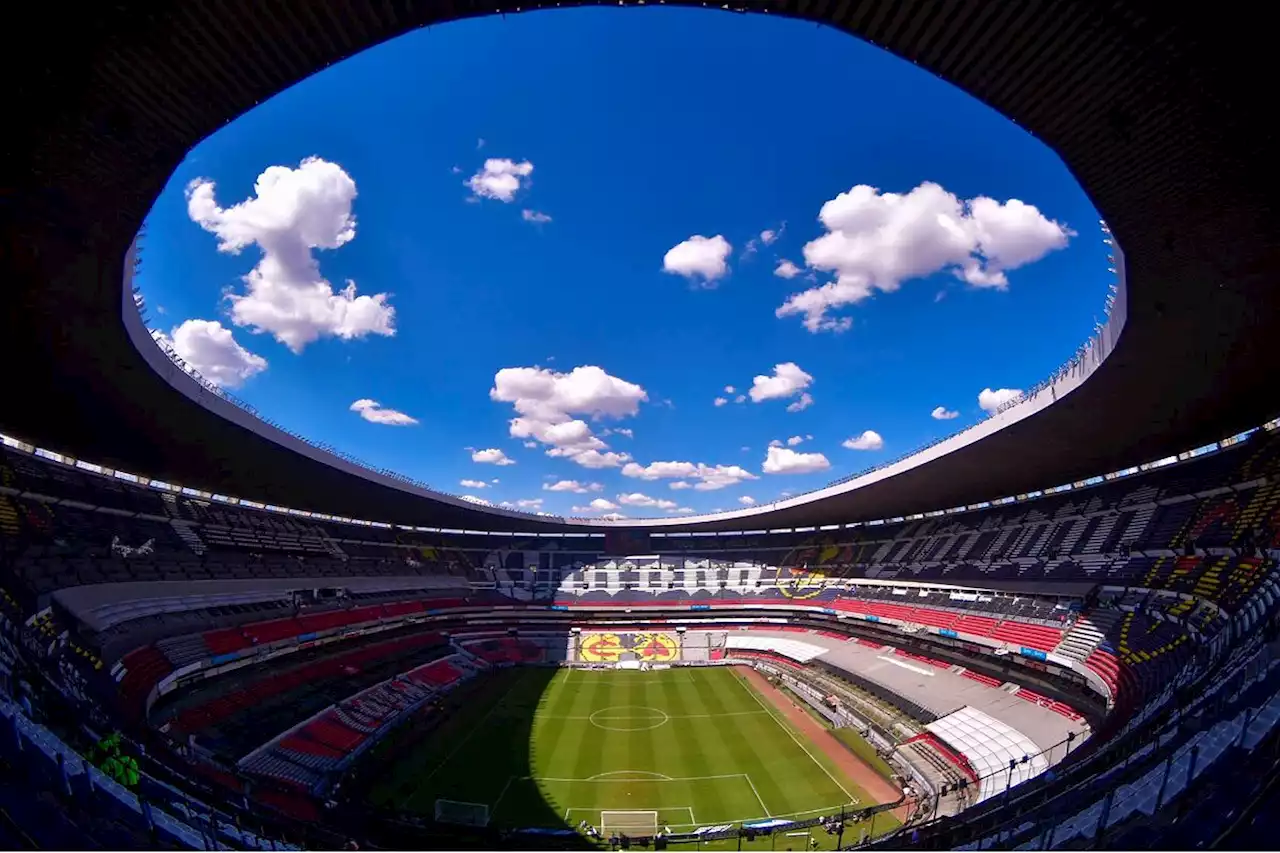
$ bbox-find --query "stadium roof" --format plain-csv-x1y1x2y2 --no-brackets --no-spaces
5,1,1277,534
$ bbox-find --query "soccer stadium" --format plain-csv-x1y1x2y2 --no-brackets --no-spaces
3,2,1279,851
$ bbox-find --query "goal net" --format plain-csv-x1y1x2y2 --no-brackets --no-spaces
434,798,490,827
600,810,659,837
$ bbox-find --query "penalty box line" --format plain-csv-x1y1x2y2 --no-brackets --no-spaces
565,805,696,826
564,801,853,832
492,771,746,815
650,803,861,832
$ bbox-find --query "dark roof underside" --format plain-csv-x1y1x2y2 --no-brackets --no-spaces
3,1,1278,533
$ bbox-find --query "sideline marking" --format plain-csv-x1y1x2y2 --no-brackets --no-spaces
490,776,516,816
744,773,772,817
731,671,858,804
405,683,515,803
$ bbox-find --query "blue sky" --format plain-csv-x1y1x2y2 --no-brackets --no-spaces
136,6,1110,519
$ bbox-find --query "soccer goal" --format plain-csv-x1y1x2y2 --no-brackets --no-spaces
600,810,659,837
433,798,490,827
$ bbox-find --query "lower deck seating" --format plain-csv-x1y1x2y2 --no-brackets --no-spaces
960,669,1004,689
164,632,447,735
1015,688,1087,722
460,637,545,664
405,657,465,688
117,646,173,721
895,648,953,670
831,597,1067,651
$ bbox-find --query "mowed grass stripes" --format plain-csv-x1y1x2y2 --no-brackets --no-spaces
370,666,886,837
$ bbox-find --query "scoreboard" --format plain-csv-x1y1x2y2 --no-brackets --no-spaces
603,530,651,555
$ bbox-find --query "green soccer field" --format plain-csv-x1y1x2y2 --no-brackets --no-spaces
368,666,895,842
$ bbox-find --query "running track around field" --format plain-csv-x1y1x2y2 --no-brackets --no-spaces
736,666,912,823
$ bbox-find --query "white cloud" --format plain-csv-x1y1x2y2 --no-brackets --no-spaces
738,495,757,506
491,365,646,468
549,448,632,469
153,319,267,388
734,394,747,404
724,385,735,394
622,460,758,491
713,397,728,407
459,479,488,489
515,498,543,509
572,497,619,513
768,439,784,448
774,259,802,279
670,481,692,490
762,446,832,475
186,158,396,353
842,430,884,451
543,480,602,493
523,441,539,449
777,182,1073,333
617,493,678,510
459,494,492,506
349,399,419,426
749,363,814,404
931,406,960,420
978,387,1024,414
671,507,696,515
760,226,782,245
786,392,814,413
466,158,534,202
472,448,516,466
599,513,628,521
491,478,500,484
522,209,552,224
786,435,808,446
662,235,732,285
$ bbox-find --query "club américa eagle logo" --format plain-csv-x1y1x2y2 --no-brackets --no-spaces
777,567,828,600
579,632,680,662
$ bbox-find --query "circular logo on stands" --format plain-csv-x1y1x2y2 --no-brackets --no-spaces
580,632,625,662
777,569,828,600
632,632,679,662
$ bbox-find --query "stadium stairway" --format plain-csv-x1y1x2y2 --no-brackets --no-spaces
896,740,975,816
0,496,21,537
1053,611,1119,663
168,520,206,556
